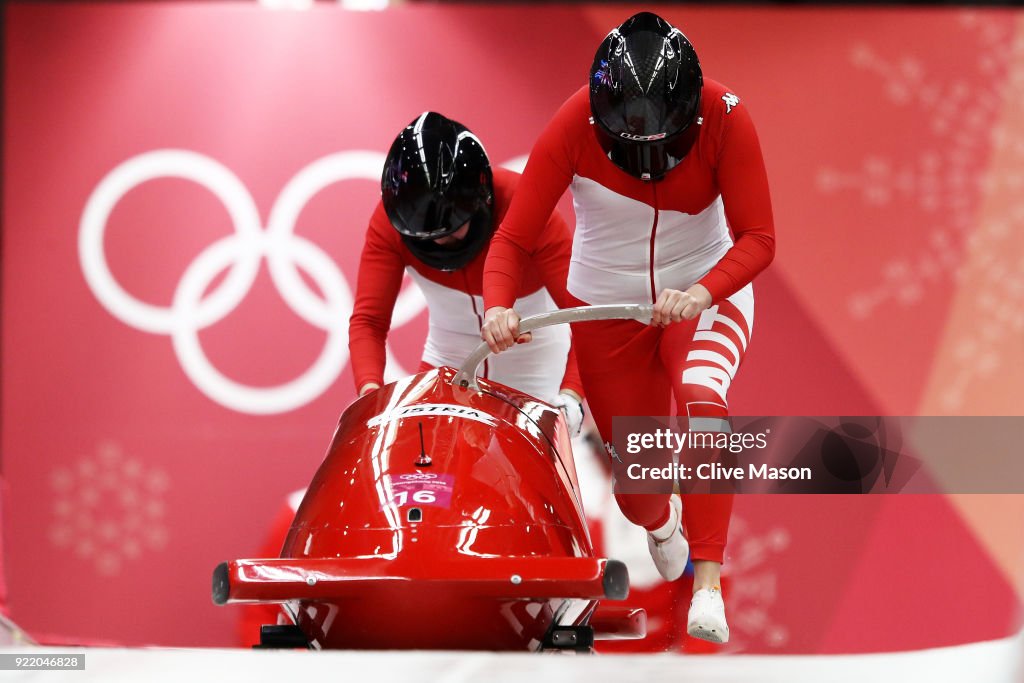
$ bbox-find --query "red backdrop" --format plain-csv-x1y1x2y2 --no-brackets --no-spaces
3,3,1022,650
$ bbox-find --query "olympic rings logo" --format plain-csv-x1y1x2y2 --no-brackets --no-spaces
398,473,439,481
78,149,426,415
78,151,528,416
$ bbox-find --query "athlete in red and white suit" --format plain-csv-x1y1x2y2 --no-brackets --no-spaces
349,166,583,405
482,33,774,642
240,120,585,647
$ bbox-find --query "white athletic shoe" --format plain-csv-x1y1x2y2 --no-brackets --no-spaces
687,587,730,644
645,495,688,581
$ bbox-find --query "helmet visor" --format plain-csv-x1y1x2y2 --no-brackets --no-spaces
594,122,699,181
400,206,492,271
409,196,474,240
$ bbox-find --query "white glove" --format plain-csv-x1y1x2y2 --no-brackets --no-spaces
552,392,585,438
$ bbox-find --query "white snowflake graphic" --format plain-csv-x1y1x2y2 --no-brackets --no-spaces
817,11,1024,410
49,441,170,576
721,515,790,651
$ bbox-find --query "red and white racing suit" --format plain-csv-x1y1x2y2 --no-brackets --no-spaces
349,168,582,402
484,81,775,564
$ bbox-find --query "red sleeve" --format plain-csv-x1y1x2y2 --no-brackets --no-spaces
484,95,579,312
697,99,776,303
530,210,584,398
348,204,405,391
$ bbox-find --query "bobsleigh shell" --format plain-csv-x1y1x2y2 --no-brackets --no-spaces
219,367,620,650
286,367,590,561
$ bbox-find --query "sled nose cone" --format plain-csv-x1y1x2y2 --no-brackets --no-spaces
212,562,230,605
603,559,630,600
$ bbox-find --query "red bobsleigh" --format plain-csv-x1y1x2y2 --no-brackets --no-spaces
213,305,652,651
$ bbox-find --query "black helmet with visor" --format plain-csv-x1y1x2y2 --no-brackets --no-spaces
381,112,494,271
589,12,703,181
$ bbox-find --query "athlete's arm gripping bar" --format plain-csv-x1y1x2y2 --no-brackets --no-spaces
453,304,654,392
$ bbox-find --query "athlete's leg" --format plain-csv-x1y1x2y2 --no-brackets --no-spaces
570,311,672,531
659,285,754,644
659,285,753,567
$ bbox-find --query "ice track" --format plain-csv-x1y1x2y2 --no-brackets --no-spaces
2,630,1022,683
